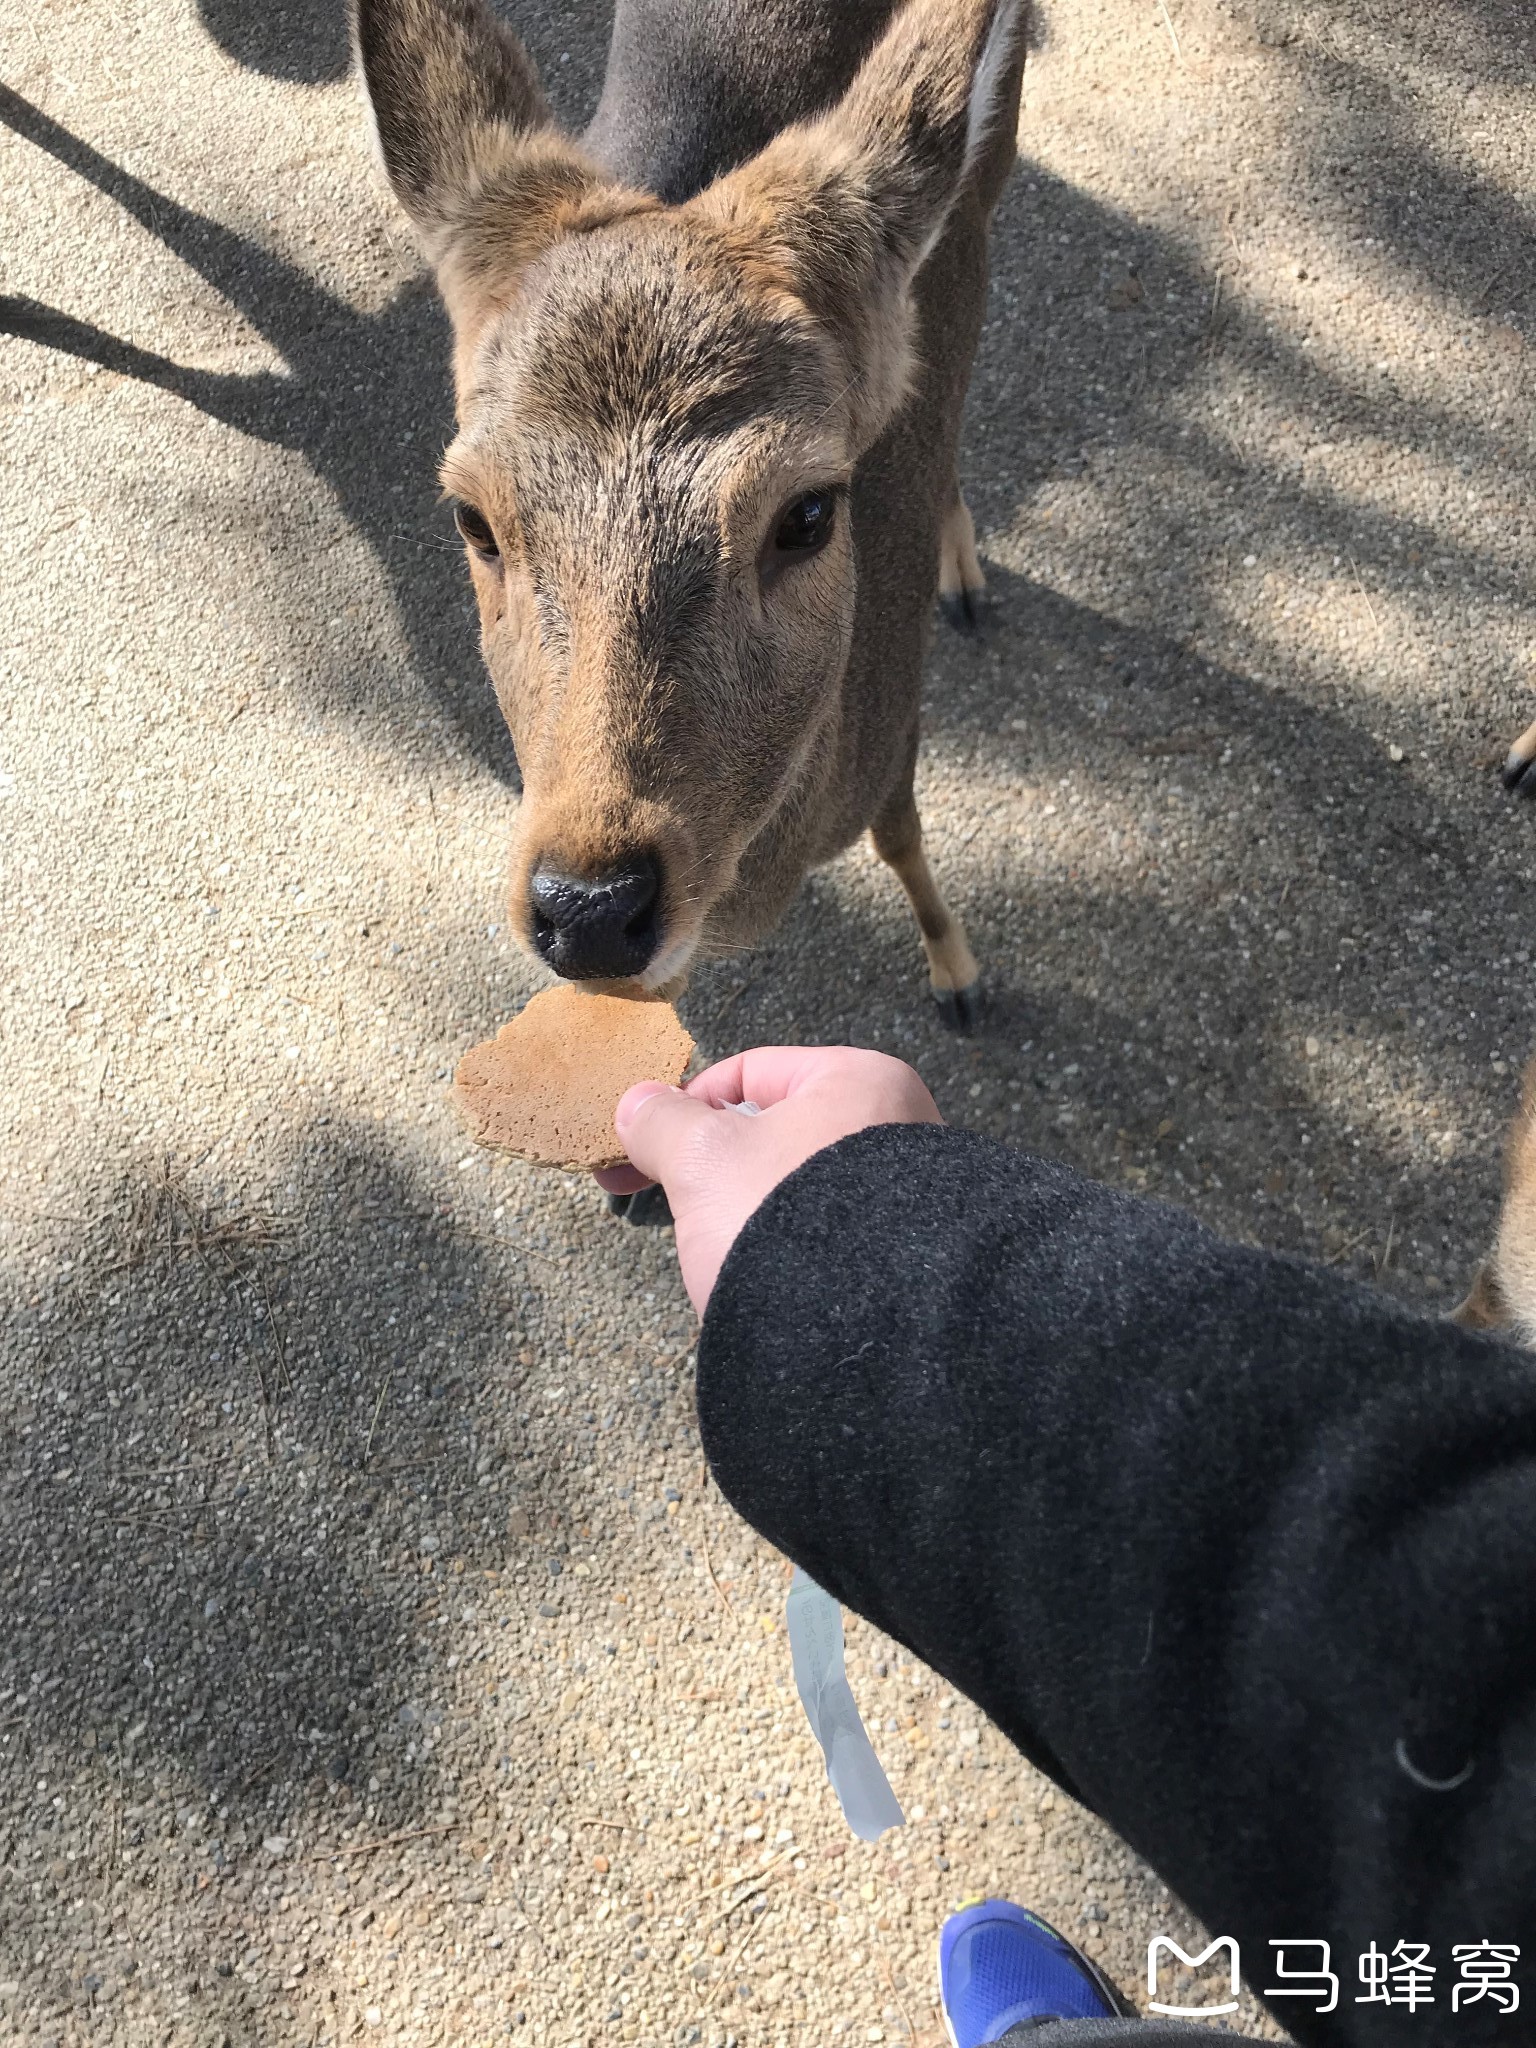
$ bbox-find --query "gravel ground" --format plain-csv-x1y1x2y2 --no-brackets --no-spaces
3,0,1534,2042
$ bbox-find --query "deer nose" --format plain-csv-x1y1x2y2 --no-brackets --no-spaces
528,853,663,980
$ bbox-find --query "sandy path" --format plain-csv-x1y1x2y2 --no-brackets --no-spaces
3,0,1532,2040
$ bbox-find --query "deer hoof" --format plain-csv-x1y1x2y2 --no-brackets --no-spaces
935,980,982,1033
619,1182,674,1228
1503,748,1536,797
939,587,988,634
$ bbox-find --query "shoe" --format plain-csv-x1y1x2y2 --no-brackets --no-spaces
939,1899,1139,2042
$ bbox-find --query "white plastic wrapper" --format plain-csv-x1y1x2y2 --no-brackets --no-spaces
785,1568,905,1842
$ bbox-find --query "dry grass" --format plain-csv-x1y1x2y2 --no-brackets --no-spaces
91,1157,291,1453
103,1153,284,1282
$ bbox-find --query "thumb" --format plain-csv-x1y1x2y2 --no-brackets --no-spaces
614,1080,722,1187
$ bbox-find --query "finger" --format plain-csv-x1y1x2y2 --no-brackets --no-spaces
595,1081,678,1193
683,1045,848,1111
594,1162,653,1196
615,1080,726,1186
615,1079,677,1126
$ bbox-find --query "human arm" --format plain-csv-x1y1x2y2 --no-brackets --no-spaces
620,1059,1536,2045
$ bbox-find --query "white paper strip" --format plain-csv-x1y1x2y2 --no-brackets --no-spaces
785,1568,905,1842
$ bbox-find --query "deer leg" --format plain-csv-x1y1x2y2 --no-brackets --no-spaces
606,1184,674,1227
1453,1054,1536,1341
1503,717,1536,798
937,478,987,633
1451,1259,1508,1331
872,794,981,1032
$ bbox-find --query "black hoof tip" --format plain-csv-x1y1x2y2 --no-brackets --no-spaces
939,587,988,634
623,1182,674,1228
935,981,982,1033
1503,751,1536,796
605,1190,633,1218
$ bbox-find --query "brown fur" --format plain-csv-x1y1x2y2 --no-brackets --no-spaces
1454,1056,1536,1345
354,0,1027,1003
1502,716,1536,797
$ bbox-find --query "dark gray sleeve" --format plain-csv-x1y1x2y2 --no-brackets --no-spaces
695,1122,1536,2048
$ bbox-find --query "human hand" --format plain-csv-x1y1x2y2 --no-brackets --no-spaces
597,1046,941,1314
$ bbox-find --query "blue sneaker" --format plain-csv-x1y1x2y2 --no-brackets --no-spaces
939,1899,1139,2042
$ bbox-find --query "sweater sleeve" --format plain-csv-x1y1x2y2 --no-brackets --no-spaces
694,1123,1536,2048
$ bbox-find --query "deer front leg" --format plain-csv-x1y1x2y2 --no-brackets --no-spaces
606,1184,674,1227
1453,1054,1536,1341
872,794,981,1031
1451,1259,1508,1331
937,479,988,632
1503,717,1536,797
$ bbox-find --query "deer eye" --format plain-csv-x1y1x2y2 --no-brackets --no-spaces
771,488,837,561
454,502,500,560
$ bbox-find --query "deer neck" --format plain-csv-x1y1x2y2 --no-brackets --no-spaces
584,0,904,203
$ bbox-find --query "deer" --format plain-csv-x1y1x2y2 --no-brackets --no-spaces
353,0,1028,1031
1502,722,1536,799
1454,1054,1536,1346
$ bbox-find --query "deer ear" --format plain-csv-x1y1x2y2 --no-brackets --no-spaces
354,0,549,234
354,0,636,340
689,0,1026,443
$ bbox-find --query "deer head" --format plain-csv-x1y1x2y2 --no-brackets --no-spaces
355,0,1022,986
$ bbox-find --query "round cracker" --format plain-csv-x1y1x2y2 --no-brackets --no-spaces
452,984,695,1170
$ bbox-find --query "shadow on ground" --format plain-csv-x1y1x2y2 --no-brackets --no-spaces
3,1125,514,1799
196,0,350,84
0,1113,680,1988
686,554,1522,1303
0,4,615,779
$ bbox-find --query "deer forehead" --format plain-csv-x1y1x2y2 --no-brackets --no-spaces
463,218,849,454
